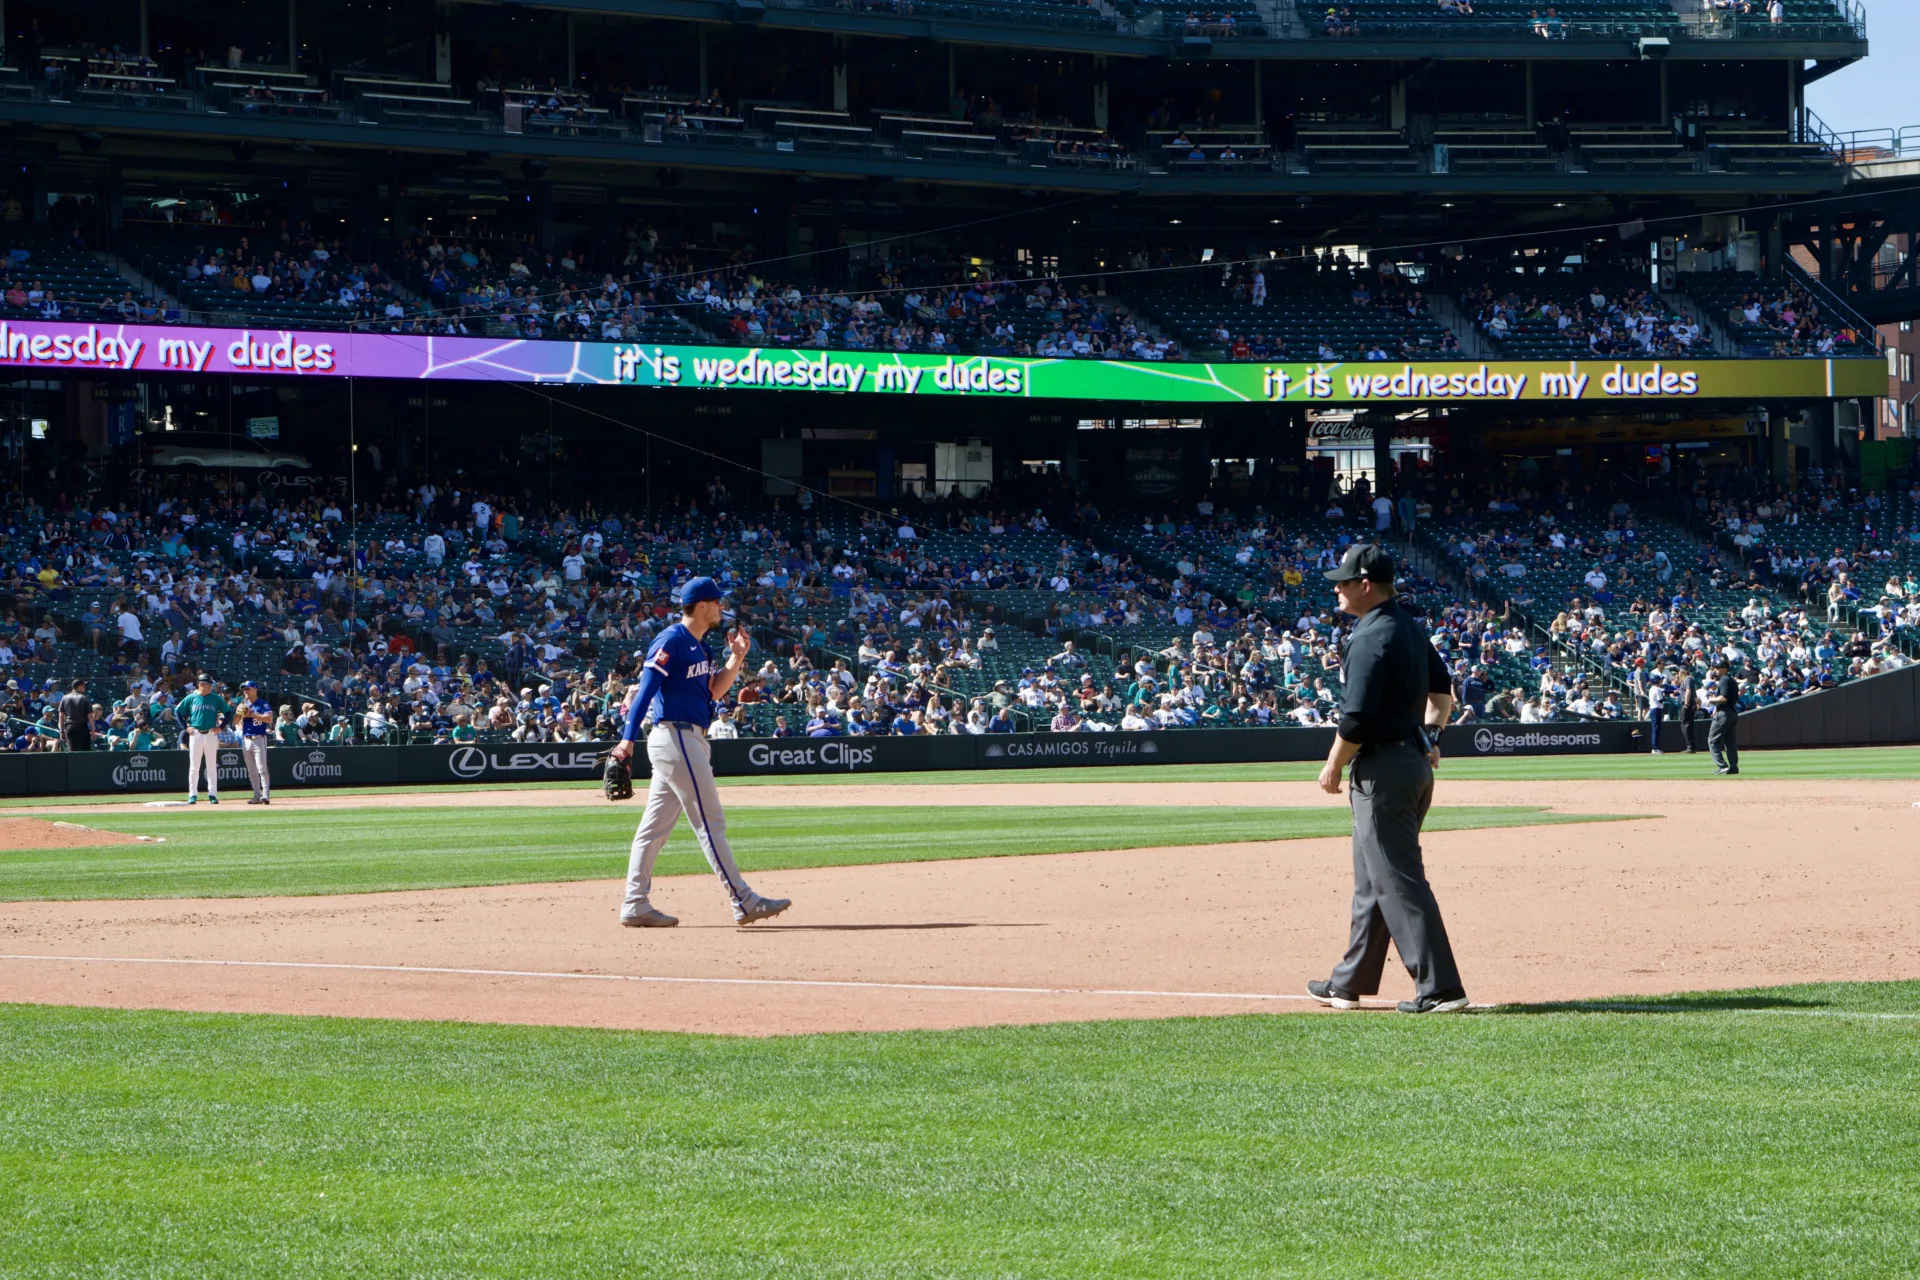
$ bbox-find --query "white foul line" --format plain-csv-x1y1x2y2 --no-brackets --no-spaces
0,952,1398,1006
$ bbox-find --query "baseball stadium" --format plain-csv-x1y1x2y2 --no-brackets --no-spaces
1,0,1918,1272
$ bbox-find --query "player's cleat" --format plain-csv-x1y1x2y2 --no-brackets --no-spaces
186,796,198,805
208,795,219,805
248,796,264,805
620,904,679,928
261,798,271,805
1397,990,1470,1014
1306,979,1363,1010
734,895,791,925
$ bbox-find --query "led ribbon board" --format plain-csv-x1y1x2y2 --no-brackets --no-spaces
0,321,1884,404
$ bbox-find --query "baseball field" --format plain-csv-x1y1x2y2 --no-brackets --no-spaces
2,746,1917,1276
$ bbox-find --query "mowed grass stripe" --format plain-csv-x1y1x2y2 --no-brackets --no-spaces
0,981,1916,1278
0,805,1636,901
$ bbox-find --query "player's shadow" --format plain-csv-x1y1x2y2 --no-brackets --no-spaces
1487,994,1833,1015
708,922,1044,932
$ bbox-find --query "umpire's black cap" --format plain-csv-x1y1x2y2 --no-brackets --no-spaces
1324,543,1396,584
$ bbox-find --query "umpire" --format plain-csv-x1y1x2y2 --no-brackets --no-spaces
1307,544,1470,1015
1705,658,1741,775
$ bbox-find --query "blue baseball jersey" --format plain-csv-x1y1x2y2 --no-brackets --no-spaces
241,697,273,737
625,622,721,734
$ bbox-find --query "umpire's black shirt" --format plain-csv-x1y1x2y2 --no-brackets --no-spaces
1713,673,1740,720
1338,599,1451,744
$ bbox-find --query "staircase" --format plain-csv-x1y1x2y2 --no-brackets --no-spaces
100,250,194,322
1428,292,1493,359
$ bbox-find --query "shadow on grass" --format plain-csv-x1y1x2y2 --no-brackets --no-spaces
1486,994,1834,1016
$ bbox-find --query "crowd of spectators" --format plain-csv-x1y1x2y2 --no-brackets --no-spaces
3,457,1911,752
1458,276,1708,358
1427,476,1917,716
175,231,417,328
1711,280,1867,358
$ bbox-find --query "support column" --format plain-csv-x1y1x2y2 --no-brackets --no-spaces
1372,412,1394,500
139,0,148,56
1524,61,1535,129
433,0,451,84
566,12,576,87
289,168,312,231
1093,54,1108,131
832,36,847,112
532,182,554,251
288,0,298,71
104,160,123,231
699,26,709,99
947,44,955,102
1787,59,1799,138
1659,60,1668,124
1252,59,1262,131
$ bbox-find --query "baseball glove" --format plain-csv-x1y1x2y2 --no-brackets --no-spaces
601,752,634,802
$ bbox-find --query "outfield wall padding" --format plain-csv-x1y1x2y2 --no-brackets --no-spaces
0,722,1657,797
1736,664,1920,750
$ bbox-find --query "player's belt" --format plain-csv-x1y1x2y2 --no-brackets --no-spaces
656,720,707,733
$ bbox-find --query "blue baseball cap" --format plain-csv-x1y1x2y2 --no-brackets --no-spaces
679,576,725,607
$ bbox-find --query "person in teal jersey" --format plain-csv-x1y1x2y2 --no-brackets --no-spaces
176,673,231,804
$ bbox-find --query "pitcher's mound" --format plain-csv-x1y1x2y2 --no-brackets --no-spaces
0,818,154,850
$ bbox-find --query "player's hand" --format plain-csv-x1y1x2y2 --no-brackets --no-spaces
609,739,633,763
1317,761,1344,795
728,626,751,661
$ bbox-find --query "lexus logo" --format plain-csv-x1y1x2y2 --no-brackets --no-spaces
1473,729,1495,753
449,746,487,779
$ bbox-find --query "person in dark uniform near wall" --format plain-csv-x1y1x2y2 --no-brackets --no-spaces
57,678,93,752
1306,544,1470,1015
1678,672,1700,753
1705,658,1741,775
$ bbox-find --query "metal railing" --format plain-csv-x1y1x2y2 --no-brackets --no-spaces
1829,124,1920,163
1781,253,1887,354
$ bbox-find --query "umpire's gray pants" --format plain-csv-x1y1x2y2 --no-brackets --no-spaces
623,723,754,914
1330,743,1464,999
241,736,270,798
1709,712,1739,773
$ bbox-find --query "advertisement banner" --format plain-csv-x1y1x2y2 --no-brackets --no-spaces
0,319,1883,405
0,722,1687,796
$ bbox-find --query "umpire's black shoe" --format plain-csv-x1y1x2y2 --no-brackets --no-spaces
1306,979,1363,1010
1397,989,1471,1014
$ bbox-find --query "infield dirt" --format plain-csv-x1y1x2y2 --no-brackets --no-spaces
1,778,1913,1035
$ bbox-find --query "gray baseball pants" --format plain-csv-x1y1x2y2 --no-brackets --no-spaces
623,722,755,915
1329,743,1464,1000
241,736,270,798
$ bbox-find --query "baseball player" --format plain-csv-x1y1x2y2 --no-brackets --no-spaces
611,576,790,928
176,673,231,805
237,679,274,804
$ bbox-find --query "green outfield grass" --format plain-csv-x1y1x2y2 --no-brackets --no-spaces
0,805,1632,901
2,981,1915,1278
0,744,1908,811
